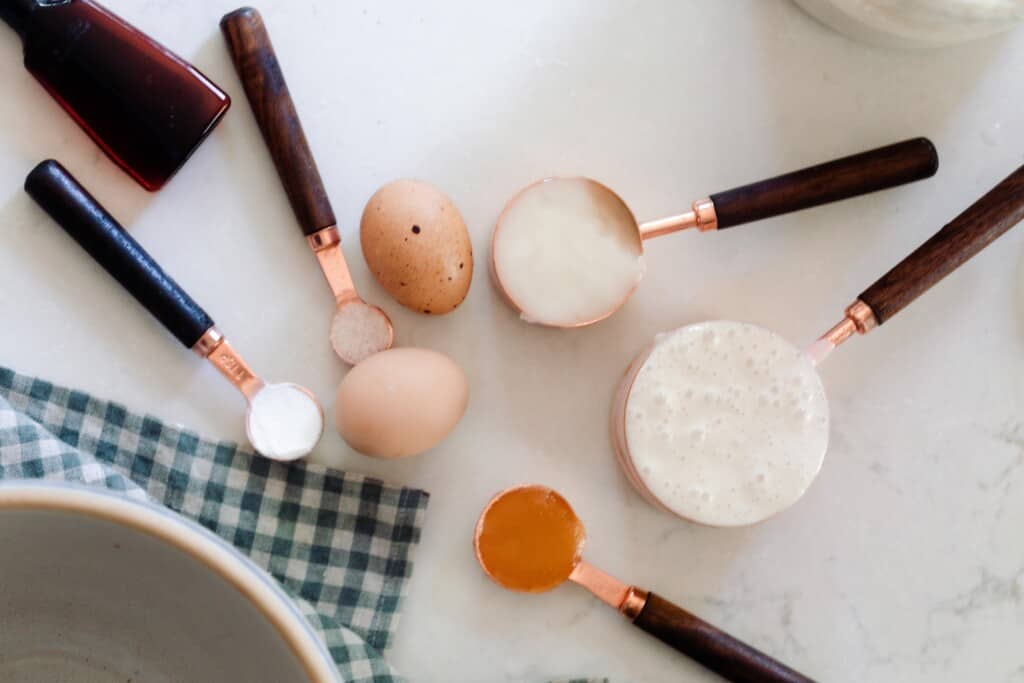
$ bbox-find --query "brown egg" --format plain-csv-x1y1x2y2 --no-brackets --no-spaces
360,179,473,315
334,348,469,459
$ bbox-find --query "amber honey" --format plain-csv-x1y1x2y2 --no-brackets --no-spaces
475,486,585,593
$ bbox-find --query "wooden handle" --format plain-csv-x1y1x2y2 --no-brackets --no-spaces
24,160,214,348
221,7,336,236
860,164,1024,325
709,138,938,230
633,593,815,683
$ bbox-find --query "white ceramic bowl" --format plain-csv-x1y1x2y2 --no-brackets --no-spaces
794,0,1024,48
0,483,342,683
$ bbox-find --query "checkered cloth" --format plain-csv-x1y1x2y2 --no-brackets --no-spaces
0,366,429,683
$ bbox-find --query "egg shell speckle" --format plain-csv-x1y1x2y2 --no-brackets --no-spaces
360,179,473,315
334,348,469,459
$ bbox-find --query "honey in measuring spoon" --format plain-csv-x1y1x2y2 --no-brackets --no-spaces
475,486,584,593
473,485,816,681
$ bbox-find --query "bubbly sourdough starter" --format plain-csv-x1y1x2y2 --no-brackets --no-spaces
625,322,829,527
493,178,645,326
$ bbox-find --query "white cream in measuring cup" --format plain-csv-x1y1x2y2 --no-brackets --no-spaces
492,178,645,327
490,140,939,328
621,322,829,527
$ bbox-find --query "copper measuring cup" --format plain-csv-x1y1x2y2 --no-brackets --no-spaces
612,163,1024,524
475,485,815,682
222,8,393,366
491,138,938,328
25,160,325,462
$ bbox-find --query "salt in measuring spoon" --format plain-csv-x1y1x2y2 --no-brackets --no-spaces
491,138,938,328
25,160,324,462
475,485,815,683
612,164,1024,527
222,8,393,365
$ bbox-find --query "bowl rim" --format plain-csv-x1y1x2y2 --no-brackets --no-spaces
0,481,341,683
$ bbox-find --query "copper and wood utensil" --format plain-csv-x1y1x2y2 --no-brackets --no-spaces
612,164,1024,525
475,485,815,683
221,7,393,365
492,138,939,328
813,162,1024,359
24,160,324,461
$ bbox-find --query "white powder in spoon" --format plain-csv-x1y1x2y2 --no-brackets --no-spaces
246,383,324,461
625,321,830,527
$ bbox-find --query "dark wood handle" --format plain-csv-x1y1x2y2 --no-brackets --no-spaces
221,7,335,236
860,164,1024,325
709,138,938,229
24,160,214,348
633,593,815,683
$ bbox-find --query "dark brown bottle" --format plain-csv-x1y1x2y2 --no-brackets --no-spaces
0,0,231,191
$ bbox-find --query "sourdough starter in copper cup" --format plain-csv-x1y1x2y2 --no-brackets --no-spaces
491,138,938,328
612,164,1024,527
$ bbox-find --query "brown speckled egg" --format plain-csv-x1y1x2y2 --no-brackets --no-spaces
360,179,473,315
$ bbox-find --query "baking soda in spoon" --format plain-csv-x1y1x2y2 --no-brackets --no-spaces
247,384,324,461
625,322,829,527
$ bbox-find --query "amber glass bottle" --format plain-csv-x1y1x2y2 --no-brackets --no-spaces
0,0,230,190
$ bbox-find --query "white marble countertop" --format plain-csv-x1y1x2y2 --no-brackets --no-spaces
2,1,1023,681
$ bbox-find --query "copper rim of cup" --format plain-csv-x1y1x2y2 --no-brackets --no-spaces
609,342,685,517
490,177,646,329
473,484,587,592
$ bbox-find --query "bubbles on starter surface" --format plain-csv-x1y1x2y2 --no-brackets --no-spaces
623,321,830,527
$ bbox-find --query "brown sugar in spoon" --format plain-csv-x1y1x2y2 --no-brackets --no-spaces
475,486,815,683
222,8,393,365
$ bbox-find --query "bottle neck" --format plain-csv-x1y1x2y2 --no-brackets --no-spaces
0,0,40,38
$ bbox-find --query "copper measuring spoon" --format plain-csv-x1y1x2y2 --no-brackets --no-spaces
222,8,393,366
25,160,325,462
612,164,1024,525
475,485,814,682
491,138,938,328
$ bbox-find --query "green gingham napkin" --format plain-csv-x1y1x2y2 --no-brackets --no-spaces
0,365,429,683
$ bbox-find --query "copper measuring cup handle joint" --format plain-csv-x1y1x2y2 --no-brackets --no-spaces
191,326,224,358
192,327,265,399
638,198,718,240
568,561,649,620
306,225,360,305
306,225,341,252
820,300,879,348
